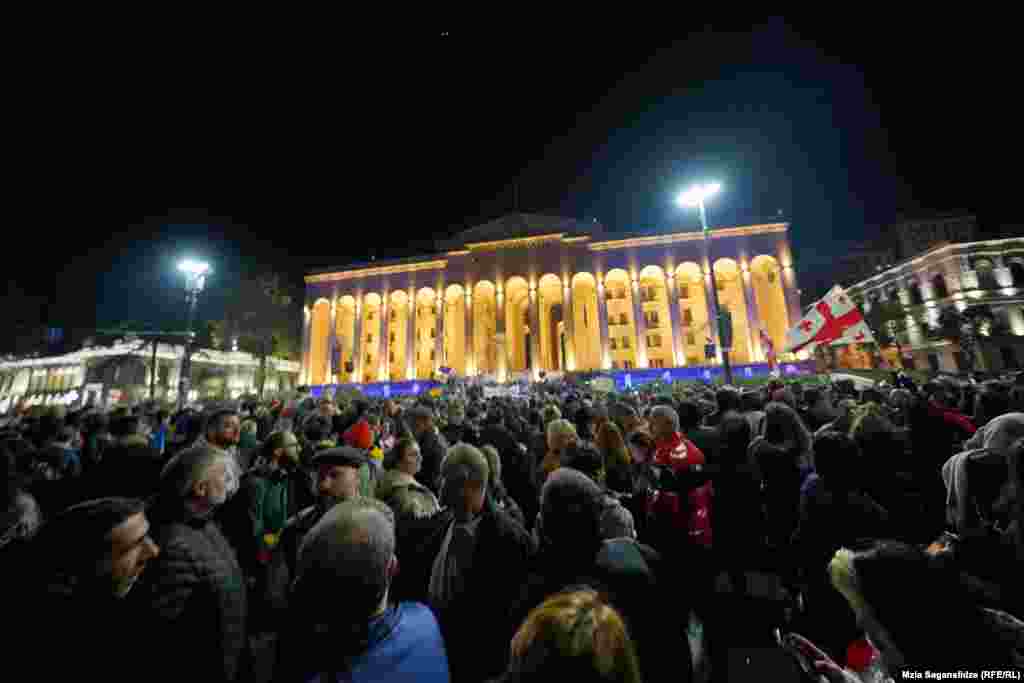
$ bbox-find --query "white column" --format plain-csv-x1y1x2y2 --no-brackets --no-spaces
465,289,475,375
406,290,415,380
631,275,648,368
379,295,389,381
496,284,507,382
666,273,684,367
741,264,762,361
328,299,338,384
528,284,541,379
435,296,444,374
563,278,576,371
353,295,363,382
301,307,312,384
597,275,611,369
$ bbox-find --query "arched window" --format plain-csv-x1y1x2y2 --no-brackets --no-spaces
1010,261,1024,287
909,283,924,305
975,260,999,290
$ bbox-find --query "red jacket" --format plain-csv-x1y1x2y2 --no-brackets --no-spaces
927,400,977,436
649,431,713,547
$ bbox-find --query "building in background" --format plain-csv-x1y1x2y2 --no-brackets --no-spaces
301,213,804,386
893,213,977,260
842,236,1024,373
0,340,300,413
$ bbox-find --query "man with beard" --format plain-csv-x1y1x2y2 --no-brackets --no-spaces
196,409,244,495
266,446,367,615
217,431,312,633
139,445,250,682
16,497,160,679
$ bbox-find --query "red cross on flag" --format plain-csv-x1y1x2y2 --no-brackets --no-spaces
785,285,875,353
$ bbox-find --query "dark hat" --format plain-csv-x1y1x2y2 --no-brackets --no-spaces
312,446,366,469
408,405,433,421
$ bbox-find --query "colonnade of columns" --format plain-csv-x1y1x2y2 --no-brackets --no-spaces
302,252,797,385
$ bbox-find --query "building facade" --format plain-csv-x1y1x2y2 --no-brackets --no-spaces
301,214,803,385
843,236,1024,372
0,341,301,413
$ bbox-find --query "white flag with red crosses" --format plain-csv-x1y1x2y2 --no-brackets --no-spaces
785,285,875,353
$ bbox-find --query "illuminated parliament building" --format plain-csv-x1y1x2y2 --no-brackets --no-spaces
300,214,803,386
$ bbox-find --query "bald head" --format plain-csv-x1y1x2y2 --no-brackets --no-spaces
298,498,396,599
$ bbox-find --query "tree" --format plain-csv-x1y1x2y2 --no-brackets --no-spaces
865,298,910,368
216,273,301,398
928,304,1000,372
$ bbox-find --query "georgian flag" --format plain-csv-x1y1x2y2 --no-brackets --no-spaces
785,285,875,353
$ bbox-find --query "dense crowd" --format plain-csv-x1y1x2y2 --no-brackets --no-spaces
3,371,1024,682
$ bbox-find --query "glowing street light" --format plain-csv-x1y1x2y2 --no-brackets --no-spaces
676,181,732,385
176,258,212,409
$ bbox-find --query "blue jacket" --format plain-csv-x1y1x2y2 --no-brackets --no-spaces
294,602,449,683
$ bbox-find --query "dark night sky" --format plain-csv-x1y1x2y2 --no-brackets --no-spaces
9,18,1016,343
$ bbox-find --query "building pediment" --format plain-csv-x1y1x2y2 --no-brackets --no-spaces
440,213,601,251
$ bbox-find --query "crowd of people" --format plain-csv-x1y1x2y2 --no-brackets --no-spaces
3,370,1024,681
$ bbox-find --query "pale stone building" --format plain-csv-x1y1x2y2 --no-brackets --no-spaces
301,214,802,385
844,236,1024,372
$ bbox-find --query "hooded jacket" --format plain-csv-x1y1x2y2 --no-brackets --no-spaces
376,469,440,521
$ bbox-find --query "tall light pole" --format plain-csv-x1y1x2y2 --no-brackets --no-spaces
676,182,733,386
177,259,211,409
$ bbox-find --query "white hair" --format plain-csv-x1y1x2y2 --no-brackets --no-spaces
443,442,490,487
649,404,680,432
160,445,232,498
546,419,578,448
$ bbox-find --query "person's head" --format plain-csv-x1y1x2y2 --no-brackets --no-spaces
304,415,334,445
718,410,752,468
561,441,606,485
715,387,742,414
507,588,642,683
159,445,233,516
762,401,812,457
409,406,434,438
317,398,336,417
383,437,421,477
546,419,578,460
439,443,489,522
313,447,366,505
648,404,680,442
828,540,1014,670
541,404,562,430
204,409,240,449
262,431,301,471
813,430,861,492
609,402,640,435
974,382,1011,426
448,401,466,427
626,429,655,465
675,400,702,431
34,497,159,598
295,498,398,630
538,467,605,554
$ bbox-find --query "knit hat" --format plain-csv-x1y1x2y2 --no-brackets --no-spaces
539,468,603,548
343,420,374,450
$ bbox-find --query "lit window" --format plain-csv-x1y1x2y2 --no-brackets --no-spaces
610,338,617,350
683,309,693,325
389,352,394,363
430,349,435,361
680,284,690,299
622,337,630,349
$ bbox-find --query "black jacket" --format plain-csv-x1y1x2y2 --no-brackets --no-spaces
395,499,536,683
481,423,539,530
513,538,692,683
415,428,449,495
139,500,249,682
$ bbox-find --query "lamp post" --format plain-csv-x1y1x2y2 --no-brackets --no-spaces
177,260,211,409
676,182,733,385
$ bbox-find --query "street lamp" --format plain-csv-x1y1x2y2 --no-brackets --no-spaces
177,259,211,409
676,182,733,386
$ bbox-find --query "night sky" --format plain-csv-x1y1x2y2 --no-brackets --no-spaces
10,19,1016,346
